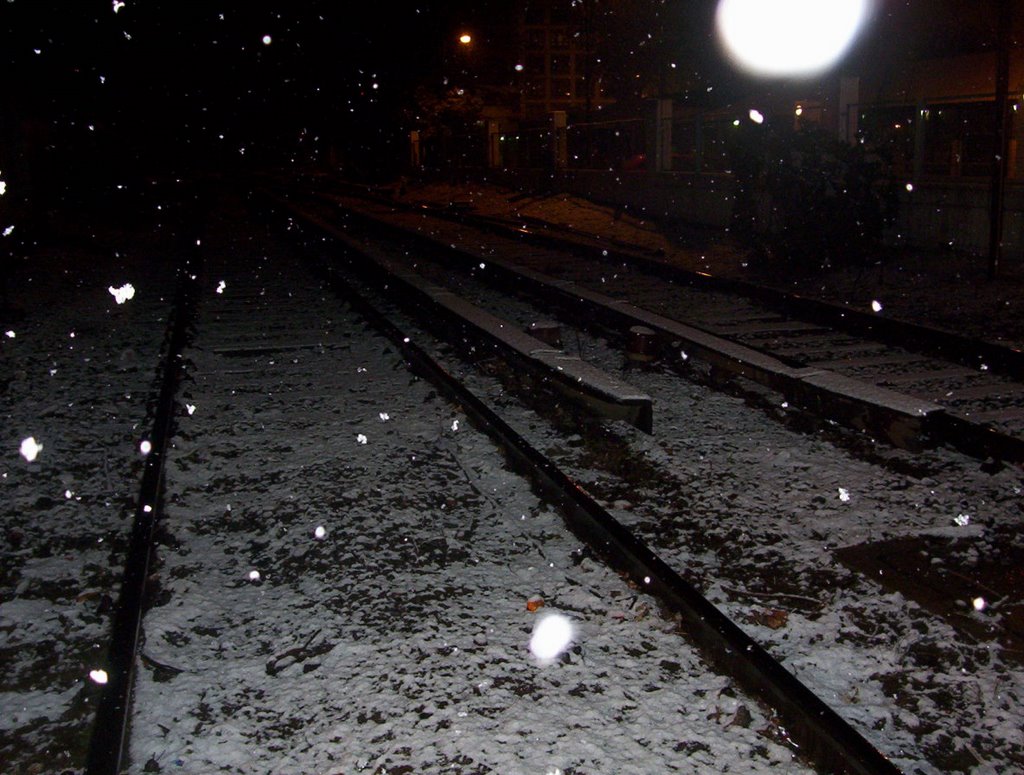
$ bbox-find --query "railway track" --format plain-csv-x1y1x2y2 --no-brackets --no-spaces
64,186,1023,773
298,183,1024,466
273,186,1023,772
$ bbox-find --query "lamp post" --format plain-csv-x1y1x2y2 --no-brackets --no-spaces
988,0,1011,280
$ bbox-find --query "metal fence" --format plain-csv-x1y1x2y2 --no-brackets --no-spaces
856,96,1018,180
668,112,736,173
565,118,645,170
418,94,1020,182
497,124,551,170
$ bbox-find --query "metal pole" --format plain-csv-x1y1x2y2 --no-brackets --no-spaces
988,0,1011,279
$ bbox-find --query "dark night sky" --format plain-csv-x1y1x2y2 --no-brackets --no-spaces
0,0,1016,185
1,0,477,177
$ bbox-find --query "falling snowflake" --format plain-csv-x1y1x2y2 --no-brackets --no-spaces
356,433,368,444
4,330,14,339
2,225,13,237
953,513,971,526
871,300,883,312
19,437,42,462
379,412,390,421
216,280,226,294
530,612,574,661
451,419,459,432
108,283,135,304
112,0,125,12
838,487,850,502
972,596,987,612
248,570,261,582
262,34,272,45
89,669,109,684
314,525,327,539
186,404,196,415
139,440,152,455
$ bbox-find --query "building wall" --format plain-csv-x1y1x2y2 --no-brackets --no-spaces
516,0,611,120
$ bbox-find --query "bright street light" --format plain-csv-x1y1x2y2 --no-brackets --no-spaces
716,0,871,77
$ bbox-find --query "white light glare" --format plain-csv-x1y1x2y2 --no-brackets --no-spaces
716,0,871,77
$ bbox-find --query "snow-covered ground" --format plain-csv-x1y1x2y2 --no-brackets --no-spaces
127,202,812,774
1,221,179,772
3,185,1022,774
321,207,1024,773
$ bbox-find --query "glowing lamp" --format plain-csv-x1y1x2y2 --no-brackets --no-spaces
716,0,871,77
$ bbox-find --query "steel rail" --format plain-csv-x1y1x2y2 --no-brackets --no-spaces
310,198,941,452
315,189,1024,465
275,211,907,774
84,252,200,775
405,194,1024,382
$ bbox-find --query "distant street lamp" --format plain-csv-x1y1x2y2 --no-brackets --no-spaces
458,33,472,45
